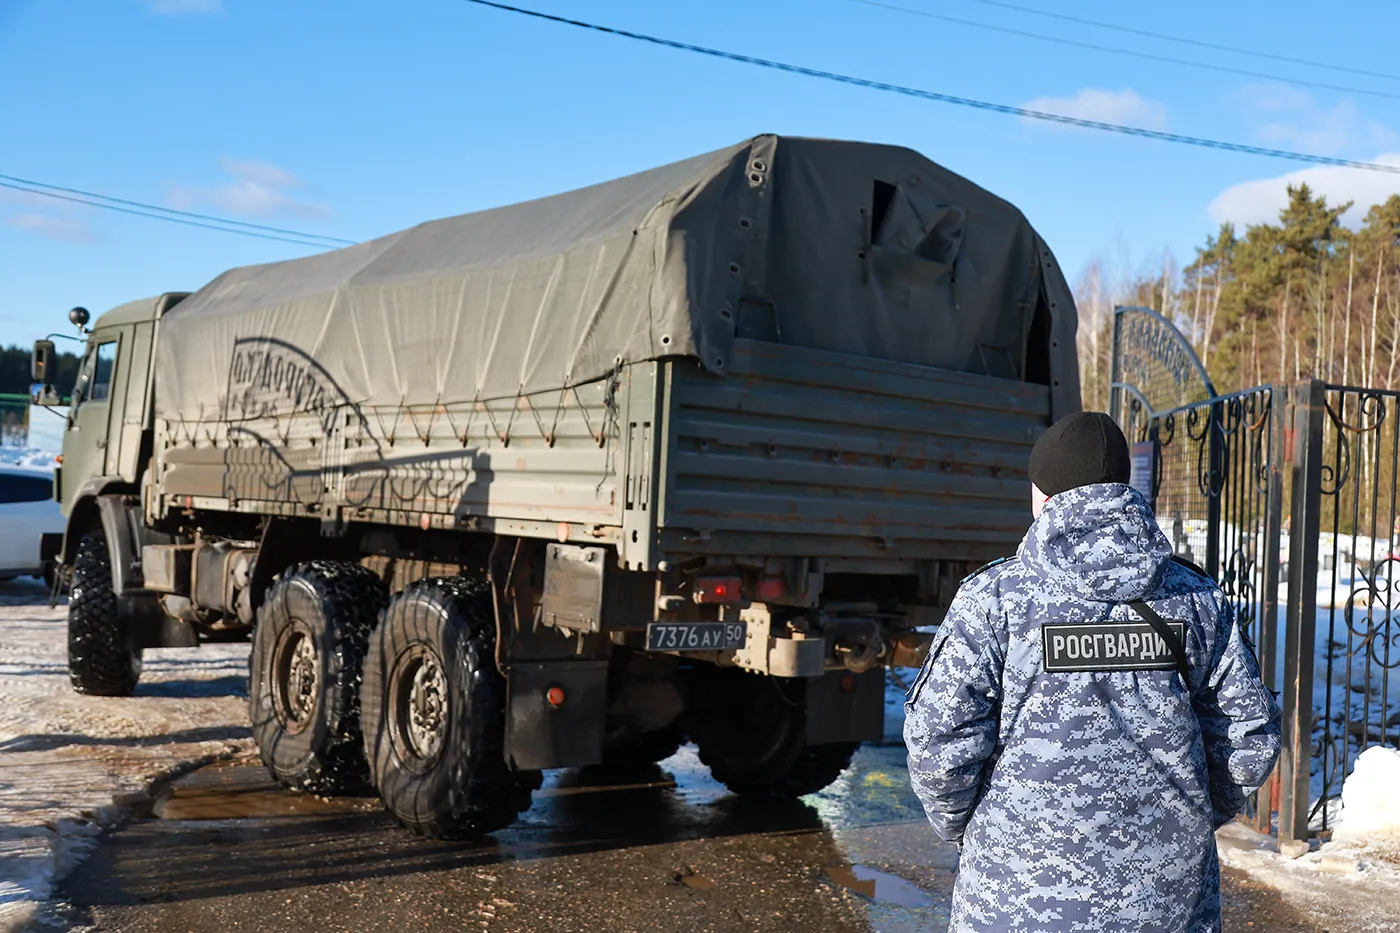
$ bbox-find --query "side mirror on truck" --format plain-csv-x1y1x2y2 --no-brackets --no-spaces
30,339,61,406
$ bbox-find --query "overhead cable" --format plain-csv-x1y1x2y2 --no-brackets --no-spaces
844,0,1400,101
959,0,1400,83
461,1,1400,176
0,174,355,248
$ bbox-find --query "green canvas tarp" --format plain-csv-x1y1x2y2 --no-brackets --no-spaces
154,135,1080,424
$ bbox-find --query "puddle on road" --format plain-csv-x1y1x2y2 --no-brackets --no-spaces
826,864,935,908
153,761,379,820
674,867,719,891
538,776,678,798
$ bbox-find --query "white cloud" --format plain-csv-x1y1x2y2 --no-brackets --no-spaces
149,0,222,13
0,189,97,242
1208,154,1400,229
1020,88,1167,131
1233,83,1397,156
170,159,330,219
5,213,97,243
0,188,55,210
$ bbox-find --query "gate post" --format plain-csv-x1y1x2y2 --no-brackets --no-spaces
1260,389,1286,691
1108,311,1124,424
1246,387,1288,834
1279,379,1324,844
1205,399,1225,579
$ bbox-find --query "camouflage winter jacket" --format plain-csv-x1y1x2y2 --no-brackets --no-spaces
904,483,1281,933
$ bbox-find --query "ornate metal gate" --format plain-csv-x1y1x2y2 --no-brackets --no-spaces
1111,309,1400,843
1110,307,1283,835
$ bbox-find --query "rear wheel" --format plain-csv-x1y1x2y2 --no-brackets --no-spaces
690,668,858,797
68,531,141,696
361,576,540,839
249,561,387,794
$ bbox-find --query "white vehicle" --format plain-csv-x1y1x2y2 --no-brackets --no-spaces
0,465,63,587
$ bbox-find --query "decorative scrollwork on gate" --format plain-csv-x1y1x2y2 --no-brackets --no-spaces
1321,392,1386,494
1343,559,1400,670
1188,405,1225,499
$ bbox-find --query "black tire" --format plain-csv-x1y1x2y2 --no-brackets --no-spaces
361,576,541,839
603,722,686,767
249,561,387,795
690,668,858,797
68,531,141,696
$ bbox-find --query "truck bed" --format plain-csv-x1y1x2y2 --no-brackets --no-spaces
653,339,1049,566
155,339,1049,570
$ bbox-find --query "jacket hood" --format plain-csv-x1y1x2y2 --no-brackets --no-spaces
1019,483,1172,602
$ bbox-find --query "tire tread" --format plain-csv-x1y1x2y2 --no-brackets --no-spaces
250,560,387,794
68,532,140,697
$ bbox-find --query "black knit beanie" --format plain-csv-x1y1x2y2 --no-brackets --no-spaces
1028,411,1132,497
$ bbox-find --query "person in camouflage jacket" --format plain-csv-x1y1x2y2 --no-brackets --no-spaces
905,412,1281,933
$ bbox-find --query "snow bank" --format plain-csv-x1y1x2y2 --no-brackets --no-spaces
0,581,253,930
1335,746,1400,841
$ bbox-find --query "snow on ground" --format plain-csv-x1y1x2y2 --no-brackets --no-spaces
0,447,58,470
1216,727,1400,929
1218,821,1400,932
0,579,252,931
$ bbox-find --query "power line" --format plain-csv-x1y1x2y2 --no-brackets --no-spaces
461,1,1400,176
0,180,351,249
960,0,1400,84
843,0,1400,102
0,172,355,246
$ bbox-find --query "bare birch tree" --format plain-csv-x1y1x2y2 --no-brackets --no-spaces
1370,253,1385,389
1344,250,1356,387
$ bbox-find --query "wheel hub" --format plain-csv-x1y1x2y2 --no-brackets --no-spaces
389,645,451,771
271,625,319,734
406,657,447,760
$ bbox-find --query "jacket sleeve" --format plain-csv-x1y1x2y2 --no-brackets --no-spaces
1192,596,1282,829
903,578,1003,844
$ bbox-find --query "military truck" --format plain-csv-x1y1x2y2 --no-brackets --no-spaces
32,135,1079,838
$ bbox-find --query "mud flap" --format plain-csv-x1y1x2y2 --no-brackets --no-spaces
804,669,885,745
94,494,175,595
505,661,608,770
123,594,199,648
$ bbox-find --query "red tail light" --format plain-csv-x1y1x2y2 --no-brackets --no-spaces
694,576,742,604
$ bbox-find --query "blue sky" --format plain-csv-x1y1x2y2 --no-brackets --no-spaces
3,0,1400,348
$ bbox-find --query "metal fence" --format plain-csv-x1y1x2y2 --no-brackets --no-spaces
1280,381,1400,841
1110,305,1400,843
1133,387,1284,833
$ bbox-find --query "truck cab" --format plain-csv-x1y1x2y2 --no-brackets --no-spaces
35,294,187,547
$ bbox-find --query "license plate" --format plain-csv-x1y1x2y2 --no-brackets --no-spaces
646,622,747,652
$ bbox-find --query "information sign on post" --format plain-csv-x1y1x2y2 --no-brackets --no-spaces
1129,441,1156,502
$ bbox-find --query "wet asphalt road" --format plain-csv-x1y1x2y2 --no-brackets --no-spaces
54,744,1327,933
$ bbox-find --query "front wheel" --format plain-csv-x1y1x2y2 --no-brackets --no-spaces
249,561,387,794
689,668,858,797
361,576,540,839
68,531,142,696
